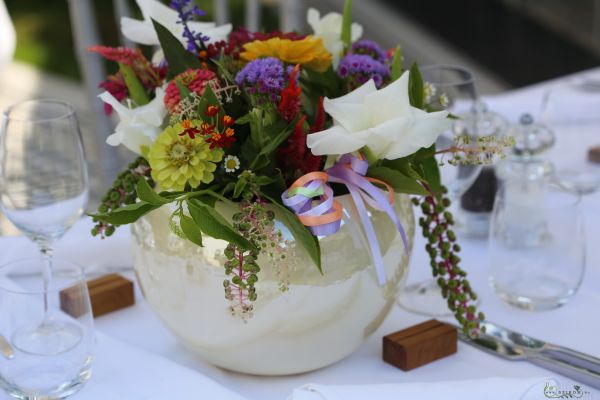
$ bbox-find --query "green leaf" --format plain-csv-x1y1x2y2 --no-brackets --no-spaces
416,156,441,193
179,214,203,246
367,166,428,195
197,85,222,118
262,194,322,273
119,63,149,106
254,175,276,186
408,62,424,109
152,19,200,78
382,157,422,181
175,80,192,100
92,202,159,226
258,117,297,155
341,0,352,47
412,145,436,160
233,178,247,198
235,112,252,125
136,179,169,205
187,200,256,252
391,46,403,82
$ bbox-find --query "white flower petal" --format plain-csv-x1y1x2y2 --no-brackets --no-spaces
122,0,230,46
307,126,370,156
324,100,370,133
351,22,363,42
120,17,157,46
327,79,377,106
365,71,411,125
306,8,363,69
381,110,450,159
307,8,320,29
98,88,166,154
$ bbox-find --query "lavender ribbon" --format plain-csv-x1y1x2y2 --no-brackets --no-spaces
282,154,410,285
327,155,409,285
282,175,342,236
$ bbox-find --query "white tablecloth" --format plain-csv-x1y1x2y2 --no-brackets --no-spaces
2,69,600,399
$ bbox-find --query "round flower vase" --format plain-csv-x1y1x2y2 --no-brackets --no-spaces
131,193,415,375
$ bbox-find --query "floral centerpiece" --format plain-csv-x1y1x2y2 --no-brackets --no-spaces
90,0,508,372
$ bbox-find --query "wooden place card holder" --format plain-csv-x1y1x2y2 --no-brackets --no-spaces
588,146,600,164
60,273,134,318
383,319,457,371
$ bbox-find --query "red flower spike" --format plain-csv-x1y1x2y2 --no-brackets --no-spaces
277,115,323,180
179,120,202,139
278,64,302,123
311,96,326,133
205,105,220,117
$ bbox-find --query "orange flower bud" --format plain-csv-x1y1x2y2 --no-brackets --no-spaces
222,115,235,127
205,105,220,117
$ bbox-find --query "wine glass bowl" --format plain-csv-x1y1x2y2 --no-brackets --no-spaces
0,100,88,245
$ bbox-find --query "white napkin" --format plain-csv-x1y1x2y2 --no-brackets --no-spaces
288,377,554,400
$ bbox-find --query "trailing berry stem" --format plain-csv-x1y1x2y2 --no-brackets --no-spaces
414,183,485,336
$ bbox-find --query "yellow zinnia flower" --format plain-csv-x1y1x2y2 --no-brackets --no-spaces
148,122,223,191
241,36,332,72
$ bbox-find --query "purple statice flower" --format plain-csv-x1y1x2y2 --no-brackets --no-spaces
235,58,286,103
337,54,390,88
351,39,388,63
170,0,209,53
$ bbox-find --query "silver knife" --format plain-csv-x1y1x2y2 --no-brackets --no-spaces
0,334,14,360
456,321,600,389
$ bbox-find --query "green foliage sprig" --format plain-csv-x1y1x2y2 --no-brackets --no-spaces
91,157,152,238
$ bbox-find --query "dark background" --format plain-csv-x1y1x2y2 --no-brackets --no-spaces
5,0,600,87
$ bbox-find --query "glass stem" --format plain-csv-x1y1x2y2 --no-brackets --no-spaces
40,245,53,319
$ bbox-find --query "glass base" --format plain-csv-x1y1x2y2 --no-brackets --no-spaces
12,320,82,357
1,359,92,400
491,277,575,311
397,279,481,317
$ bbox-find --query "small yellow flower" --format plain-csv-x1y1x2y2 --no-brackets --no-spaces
148,122,223,191
241,36,332,72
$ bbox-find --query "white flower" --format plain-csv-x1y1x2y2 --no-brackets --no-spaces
99,87,167,155
423,82,436,104
307,8,363,68
306,71,451,160
223,155,240,173
121,0,231,47
439,93,449,108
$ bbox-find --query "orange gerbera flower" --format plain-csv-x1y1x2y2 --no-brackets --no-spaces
240,36,332,73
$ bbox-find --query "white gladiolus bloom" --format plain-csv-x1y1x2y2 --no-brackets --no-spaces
121,0,231,46
307,71,451,160
307,8,363,68
99,87,166,155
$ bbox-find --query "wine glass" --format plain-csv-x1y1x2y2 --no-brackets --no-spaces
0,258,95,399
540,85,600,195
489,181,584,309
0,99,89,382
397,65,483,316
